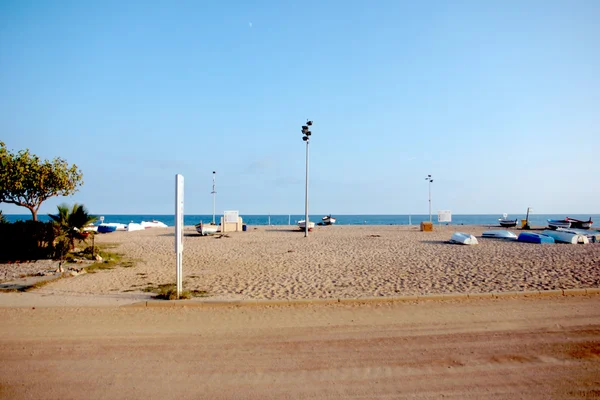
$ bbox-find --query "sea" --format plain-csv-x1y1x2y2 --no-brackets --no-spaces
4,214,600,228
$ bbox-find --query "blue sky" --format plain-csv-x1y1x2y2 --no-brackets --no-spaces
1,0,599,215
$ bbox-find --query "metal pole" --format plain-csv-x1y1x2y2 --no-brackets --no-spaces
428,180,432,222
305,139,309,237
211,171,216,224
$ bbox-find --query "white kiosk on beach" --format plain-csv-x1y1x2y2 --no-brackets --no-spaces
221,210,243,233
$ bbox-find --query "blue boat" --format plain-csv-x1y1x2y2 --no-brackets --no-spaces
517,232,555,244
97,224,117,233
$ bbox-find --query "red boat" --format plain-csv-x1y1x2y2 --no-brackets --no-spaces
565,217,593,230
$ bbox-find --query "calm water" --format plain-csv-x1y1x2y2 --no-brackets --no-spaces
5,213,600,228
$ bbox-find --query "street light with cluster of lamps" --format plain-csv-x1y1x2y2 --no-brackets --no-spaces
425,174,433,222
302,121,313,237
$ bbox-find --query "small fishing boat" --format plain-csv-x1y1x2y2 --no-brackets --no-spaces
565,217,593,230
126,222,144,232
195,222,218,236
517,232,555,244
481,230,518,240
82,224,98,233
557,228,599,243
542,229,589,244
321,215,336,225
498,214,517,227
547,219,571,229
298,220,315,231
499,219,518,228
97,223,127,233
449,232,479,245
141,220,168,229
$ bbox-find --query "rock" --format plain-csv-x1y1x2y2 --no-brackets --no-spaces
94,255,103,262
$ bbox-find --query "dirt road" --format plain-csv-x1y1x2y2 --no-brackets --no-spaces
1,296,599,399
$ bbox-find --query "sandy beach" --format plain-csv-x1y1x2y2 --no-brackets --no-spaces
5,224,597,301
1,225,599,398
1,297,599,399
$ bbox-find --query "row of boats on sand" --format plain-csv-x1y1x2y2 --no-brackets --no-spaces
450,227,599,245
84,220,169,233
499,216,594,230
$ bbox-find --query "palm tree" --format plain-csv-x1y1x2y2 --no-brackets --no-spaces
49,203,97,251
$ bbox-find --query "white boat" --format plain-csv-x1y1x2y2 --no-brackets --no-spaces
321,215,336,225
547,219,571,229
481,230,517,240
196,222,218,236
141,220,168,229
104,223,127,231
126,222,144,232
557,228,599,243
498,213,517,227
82,224,98,233
542,229,589,244
449,232,479,245
298,220,315,230
498,219,518,227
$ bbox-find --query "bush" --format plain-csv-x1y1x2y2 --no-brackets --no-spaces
0,220,55,261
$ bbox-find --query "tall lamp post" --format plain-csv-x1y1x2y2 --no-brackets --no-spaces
211,171,216,224
302,120,313,237
425,174,433,222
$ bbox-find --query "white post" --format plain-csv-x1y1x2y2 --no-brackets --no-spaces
175,174,184,299
288,214,291,225
304,140,310,237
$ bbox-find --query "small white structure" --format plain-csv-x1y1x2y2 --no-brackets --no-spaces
221,210,243,232
438,210,452,223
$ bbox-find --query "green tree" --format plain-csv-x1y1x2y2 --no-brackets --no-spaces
0,142,83,221
0,210,6,224
49,203,97,251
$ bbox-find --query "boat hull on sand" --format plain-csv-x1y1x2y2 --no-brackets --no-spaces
557,228,599,243
321,216,336,225
518,232,555,244
449,232,479,245
542,229,589,244
547,219,571,229
97,223,127,233
196,223,218,236
141,220,168,229
482,230,518,240
565,217,593,230
298,220,315,231
499,219,518,228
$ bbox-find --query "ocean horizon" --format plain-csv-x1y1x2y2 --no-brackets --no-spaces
4,213,599,228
